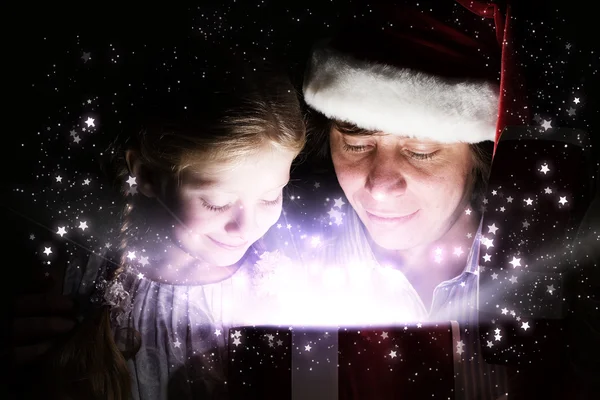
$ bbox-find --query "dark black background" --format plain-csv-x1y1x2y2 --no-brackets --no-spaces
4,0,597,186
2,0,598,397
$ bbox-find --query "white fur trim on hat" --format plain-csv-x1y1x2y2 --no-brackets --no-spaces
303,45,499,143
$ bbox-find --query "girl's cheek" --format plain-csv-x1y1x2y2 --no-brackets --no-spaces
265,205,284,227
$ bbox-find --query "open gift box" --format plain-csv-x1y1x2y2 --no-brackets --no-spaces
228,323,459,399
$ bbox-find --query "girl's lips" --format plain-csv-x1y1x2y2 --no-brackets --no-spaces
208,237,248,250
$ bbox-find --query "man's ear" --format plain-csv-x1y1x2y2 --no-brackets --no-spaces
125,150,159,198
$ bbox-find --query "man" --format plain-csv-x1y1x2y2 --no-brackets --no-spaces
301,1,521,398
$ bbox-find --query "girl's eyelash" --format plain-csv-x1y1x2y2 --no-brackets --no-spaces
262,194,283,206
201,194,282,213
201,200,231,213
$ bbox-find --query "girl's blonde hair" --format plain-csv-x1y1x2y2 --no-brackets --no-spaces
44,44,306,399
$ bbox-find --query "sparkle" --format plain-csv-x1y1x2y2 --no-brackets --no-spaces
389,350,397,358
333,197,345,209
481,237,494,249
126,176,137,186
509,257,521,268
84,117,95,127
540,164,550,174
310,236,322,247
558,196,568,205
541,119,552,130
78,221,88,230
487,223,498,235
43,247,52,256
57,226,67,236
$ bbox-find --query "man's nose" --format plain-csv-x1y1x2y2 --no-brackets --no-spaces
365,150,408,199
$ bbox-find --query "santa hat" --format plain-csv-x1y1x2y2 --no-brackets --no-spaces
303,0,524,151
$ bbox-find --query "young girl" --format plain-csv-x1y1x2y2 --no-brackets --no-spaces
42,45,306,400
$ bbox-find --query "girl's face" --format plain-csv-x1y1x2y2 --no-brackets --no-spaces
169,148,296,267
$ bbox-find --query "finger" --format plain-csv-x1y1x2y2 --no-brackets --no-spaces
12,340,55,366
14,293,74,316
12,317,76,343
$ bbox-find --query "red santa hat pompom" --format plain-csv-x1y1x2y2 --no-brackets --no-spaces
304,0,521,149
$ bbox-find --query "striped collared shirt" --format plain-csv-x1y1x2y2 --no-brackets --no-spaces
319,207,508,400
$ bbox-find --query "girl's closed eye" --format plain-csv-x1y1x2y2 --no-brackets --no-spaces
200,193,282,212
262,193,283,206
201,199,232,213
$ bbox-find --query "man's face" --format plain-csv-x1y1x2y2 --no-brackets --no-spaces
330,127,474,251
